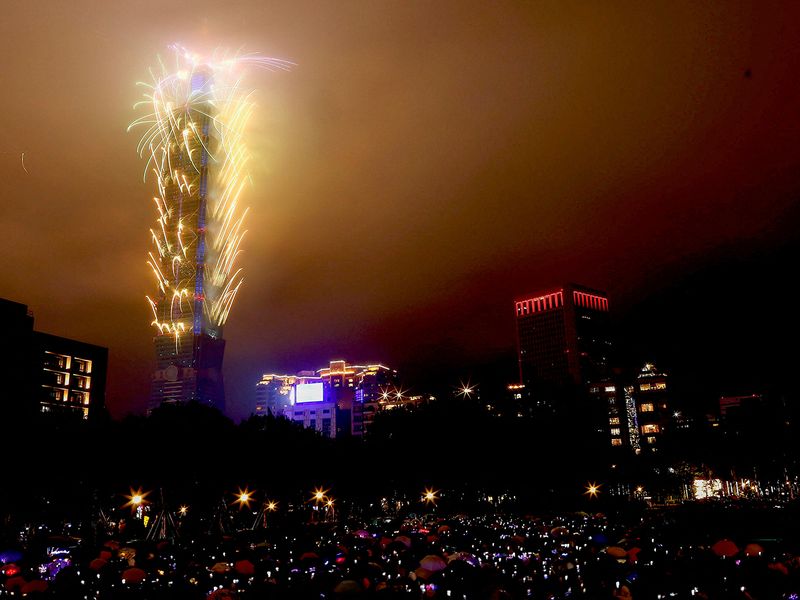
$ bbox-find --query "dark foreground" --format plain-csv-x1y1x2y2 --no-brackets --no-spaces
2,502,800,599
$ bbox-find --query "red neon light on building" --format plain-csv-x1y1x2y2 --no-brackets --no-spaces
515,290,564,316
572,291,609,312
515,288,609,316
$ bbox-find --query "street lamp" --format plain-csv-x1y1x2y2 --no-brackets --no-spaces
423,488,439,505
584,482,601,498
123,487,150,512
234,487,254,510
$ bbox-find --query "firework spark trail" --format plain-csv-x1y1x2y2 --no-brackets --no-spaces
129,45,292,350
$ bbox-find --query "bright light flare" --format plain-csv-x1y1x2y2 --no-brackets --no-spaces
234,487,254,509
423,488,439,504
178,505,189,516
311,487,329,504
123,487,151,510
456,380,476,399
584,482,601,498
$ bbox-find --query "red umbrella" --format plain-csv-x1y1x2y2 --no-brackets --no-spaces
744,543,764,557
769,562,789,576
99,550,112,561
207,589,237,599
606,546,627,559
122,567,146,583
234,559,255,575
5,576,26,592
22,580,48,594
394,535,412,549
211,562,230,573
712,539,739,557
90,558,108,571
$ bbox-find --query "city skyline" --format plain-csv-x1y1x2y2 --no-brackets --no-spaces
1,2,799,419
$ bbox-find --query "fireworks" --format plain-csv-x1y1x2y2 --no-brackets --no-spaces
129,44,291,351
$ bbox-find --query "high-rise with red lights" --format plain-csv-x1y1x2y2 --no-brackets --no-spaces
514,283,612,394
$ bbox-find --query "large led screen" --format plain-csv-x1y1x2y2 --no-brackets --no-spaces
294,382,324,404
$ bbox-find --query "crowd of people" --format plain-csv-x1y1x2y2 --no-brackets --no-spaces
2,503,800,599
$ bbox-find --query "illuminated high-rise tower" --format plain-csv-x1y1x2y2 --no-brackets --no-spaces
514,283,612,390
130,45,291,412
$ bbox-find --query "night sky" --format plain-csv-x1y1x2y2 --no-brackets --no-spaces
1,2,799,420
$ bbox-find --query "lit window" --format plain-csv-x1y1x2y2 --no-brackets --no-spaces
640,403,654,412
642,423,659,434
609,417,620,425
611,438,622,446
589,386,600,393
604,386,616,392
646,436,657,444
610,427,621,436
654,382,666,390
639,383,652,391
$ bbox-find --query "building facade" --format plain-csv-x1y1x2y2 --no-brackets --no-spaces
514,283,612,413
255,360,401,438
143,69,230,414
1,297,107,420
33,332,108,419
590,363,671,453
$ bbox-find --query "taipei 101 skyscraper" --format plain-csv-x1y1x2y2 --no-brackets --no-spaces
129,45,291,413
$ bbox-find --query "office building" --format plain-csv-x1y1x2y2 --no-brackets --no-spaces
514,283,612,408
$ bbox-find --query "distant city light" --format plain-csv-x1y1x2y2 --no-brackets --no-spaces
456,380,476,399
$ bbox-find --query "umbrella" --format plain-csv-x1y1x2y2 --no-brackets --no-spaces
627,547,642,563
413,567,432,580
1,563,20,576
448,552,480,567
744,543,764,557
712,539,739,557
394,535,412,549
354,530,371,539
90,558,108,571
99,550,112,561
334,579,362,594
420,554,447,572
21,580,48,594
769,562,789,576
606,546,627,559
299,552,320,561
122,567,147,583
234,559,255,575
207,590,237,600
5,576,26,592
211,562,230,573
